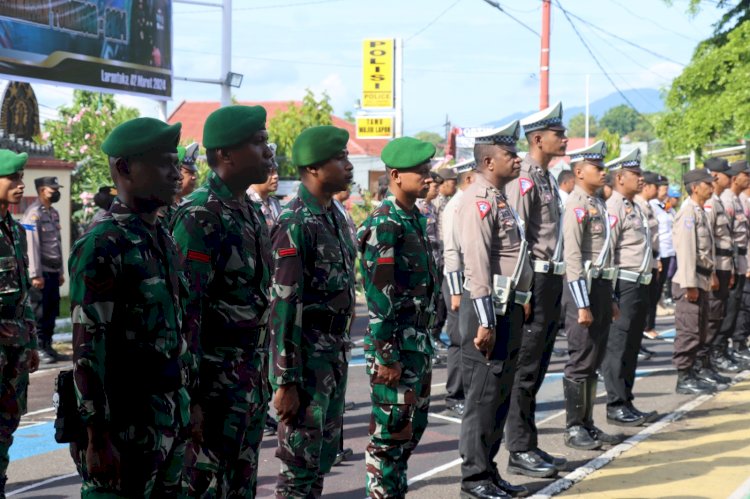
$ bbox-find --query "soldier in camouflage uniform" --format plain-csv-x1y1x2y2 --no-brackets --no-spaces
0,150,40,497
270,125,356,497
170,105,274,497
359,136,440,498
69,118,190,497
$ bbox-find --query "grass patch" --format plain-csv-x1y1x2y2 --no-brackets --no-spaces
59,295,71,319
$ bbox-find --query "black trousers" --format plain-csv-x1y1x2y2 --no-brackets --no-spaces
505,273,562,453
563,279,613,381
459,291,522,487
700,269,731,359
644,268,662,331
30,271,60,346
734,277,750,346
602,279,648,407
443,278,464,405
717,273,745,349
672,285,708,370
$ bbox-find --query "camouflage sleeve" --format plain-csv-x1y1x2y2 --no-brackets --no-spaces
69,234,119,427
269,214,305,387
358,217,400,365
170,205,221,373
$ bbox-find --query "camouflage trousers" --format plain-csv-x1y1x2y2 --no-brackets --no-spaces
73,424,187,498
0,346,29,478
275,349,348,498
184,348,270,498
365,351,432,499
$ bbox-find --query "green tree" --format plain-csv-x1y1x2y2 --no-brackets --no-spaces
268,89,333,177
665,0,750,47
599,105,641,137
42,90,139,199
414,131,444,148
566,113,598,137
597,129,621,161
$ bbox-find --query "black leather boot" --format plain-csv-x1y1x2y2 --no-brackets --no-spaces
584,378,624,445
694,359,729,391
675,369,715,395
563,377,601,450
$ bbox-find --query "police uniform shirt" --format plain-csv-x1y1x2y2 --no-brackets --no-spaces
458,173,533,326
673,197,714,291
634,194,659,269
505,155,562,262
21,199,63,278
443,189,465,295
704,193,734,272
563,185,613,307
606,190,652,273
721,189,749,275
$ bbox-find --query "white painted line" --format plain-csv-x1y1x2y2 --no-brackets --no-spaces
17,422,46,430
431,382,446,388
407,457,463,485
7,472,79,496
727,474,750,499
428,412,462,424
25,407,55,416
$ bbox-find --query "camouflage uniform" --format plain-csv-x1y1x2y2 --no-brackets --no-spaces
69,198,190,498
170,171,272,498
0,211,35,483
270,184,356,498
358,195,440,498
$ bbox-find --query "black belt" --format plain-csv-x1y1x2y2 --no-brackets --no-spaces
202,325,268,350
396,311,433,329
739,248,748,256
715,248,733,257
304,311,352,332
697,266,712,277
0,304,18,320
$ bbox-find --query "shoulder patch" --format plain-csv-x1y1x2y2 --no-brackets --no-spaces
278,248,298,257
608,215,618,228
186,249,210,263
684,216,695,229
520,177,534,196
574,207,586,223
21,223,35,232
476,200,492,219
29,214,39,221
377,257,394,265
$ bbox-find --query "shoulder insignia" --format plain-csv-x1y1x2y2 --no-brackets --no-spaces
30,214,39,221
574,207,586,223
476,200,492,219
684,216,695,229
21,223,35,232
278,248,297,258
186,249,210,263
520,177,534,196
608,215,618,228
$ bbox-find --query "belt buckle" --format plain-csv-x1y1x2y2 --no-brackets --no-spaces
553,261,566,275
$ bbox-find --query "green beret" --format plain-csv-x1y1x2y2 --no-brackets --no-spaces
292,125,349,167
177,146,186,163
381,137,436,170
203,105,267,149
102,117,181,157
0,150,27,176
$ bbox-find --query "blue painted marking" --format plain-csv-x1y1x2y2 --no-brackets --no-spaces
10,422,66,461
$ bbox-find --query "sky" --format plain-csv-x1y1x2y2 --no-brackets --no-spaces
4,0,730,137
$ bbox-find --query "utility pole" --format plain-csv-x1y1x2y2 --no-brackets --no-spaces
221,0,232,107
540,0,551,110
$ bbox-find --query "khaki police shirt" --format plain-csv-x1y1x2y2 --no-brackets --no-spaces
721,189,749,275
563,185,614,284
634,194,659,270
459,173,533,301
20,200,63,279
443,189,465,295
505,155,562,262
673,197,714,290
607,190,652,273
704,193,734,272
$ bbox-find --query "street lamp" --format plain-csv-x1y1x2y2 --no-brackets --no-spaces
225,72,243,88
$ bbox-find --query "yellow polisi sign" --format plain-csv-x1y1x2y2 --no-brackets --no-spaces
362,39,395,109
356,116,394,139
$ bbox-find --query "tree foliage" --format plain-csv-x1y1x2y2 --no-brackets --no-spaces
42,90,139,199
597,129,621,162
666,0,750,47
599,105,642,137
268,89,334,177
567,113,598,137
414,131,444,148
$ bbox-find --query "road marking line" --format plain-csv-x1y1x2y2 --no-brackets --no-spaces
428,413,461,424
728,474,750,499
407,457,464,485
7,472,79,496
25,407,55,416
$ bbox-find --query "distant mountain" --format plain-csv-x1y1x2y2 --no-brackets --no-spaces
484,88,664,127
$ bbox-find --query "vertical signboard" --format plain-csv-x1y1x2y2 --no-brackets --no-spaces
362,39,394,109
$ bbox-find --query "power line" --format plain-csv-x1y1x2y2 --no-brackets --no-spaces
479,0,540,37
608,0,698,42
407,0,463,42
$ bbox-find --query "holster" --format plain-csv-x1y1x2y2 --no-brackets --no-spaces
492,274,513,317
53,369,84,444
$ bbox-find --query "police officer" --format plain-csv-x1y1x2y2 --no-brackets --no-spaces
159,142,199,225
672,168,718,394
726,161,750,368
0,150,40,497
698,158,735,389
248,142,282,229
171,105,274,497
269,126,356,497
458,121,533,499
602,149,658,427
69,117,189,497
88,186,117,228
433,164,457,240
442,158,476,417
21,176,64,364
561,141,621,450
358,137,440,498
504,102,569,476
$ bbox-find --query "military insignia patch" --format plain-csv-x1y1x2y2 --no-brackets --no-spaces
574,207,586,223
520,178,534,196
187,250,210,263
376,257,394,264
476,201,492,219
278,248,297,257
608,215,618,228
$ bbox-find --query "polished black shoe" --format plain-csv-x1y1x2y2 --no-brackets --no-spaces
637,347,652,362
447,402,465,417
731,346,750,362
676,370,716,395
695,367,729,391
263,415,278,436
344,400,355,412
627,403,659,423
564,425,601,450
534,447,567,468
37,349,57,365
332,447,353,466
507,451,558,478
587,425,624,445
494,477,529,498
606,405,647,427
713,355,741,373
460,483,511,499
640,344,656,355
